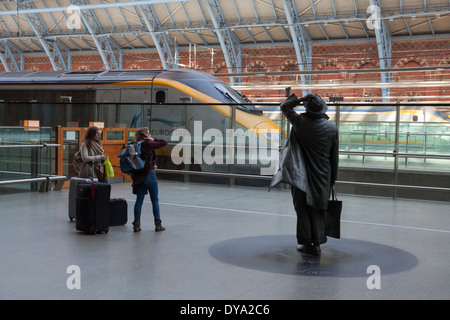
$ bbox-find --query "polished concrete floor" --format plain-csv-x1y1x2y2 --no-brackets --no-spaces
0,179,449,300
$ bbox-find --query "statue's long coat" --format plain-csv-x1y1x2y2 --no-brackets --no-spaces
270,106,339,210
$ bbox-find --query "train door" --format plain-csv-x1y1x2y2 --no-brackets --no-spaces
98,89,121,128
99,89,120,103
0,100,4,125
150,87,186,140
119,88,151,128
149,87,190,172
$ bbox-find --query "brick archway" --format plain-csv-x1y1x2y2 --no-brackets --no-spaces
350,59,381,81
248,92,266,103
394,56,430,82
437,56,450,79
213,61,227,74
355,91,379,102
274,59,299,82
314,58,345,71
128,64,143,70
352,59,380,70
394,56,428,68
246,60,271,79
399,91,423,102
314,59,345,82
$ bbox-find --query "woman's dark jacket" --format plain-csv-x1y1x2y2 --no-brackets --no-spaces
270,106,339,210
131,137,168,194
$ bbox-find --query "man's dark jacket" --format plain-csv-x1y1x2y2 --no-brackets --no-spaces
270,105,339,210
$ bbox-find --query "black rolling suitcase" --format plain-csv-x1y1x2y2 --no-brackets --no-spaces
75,182,111,234
68,177,92,221
109,198,128,226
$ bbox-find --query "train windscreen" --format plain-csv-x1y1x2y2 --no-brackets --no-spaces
213,82,260,114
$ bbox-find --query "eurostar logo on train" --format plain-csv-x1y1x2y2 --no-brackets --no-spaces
171,121,280,176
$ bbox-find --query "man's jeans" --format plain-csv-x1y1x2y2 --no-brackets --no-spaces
134,170,161,222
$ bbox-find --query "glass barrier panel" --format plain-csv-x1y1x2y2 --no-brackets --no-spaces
127,130,136,143
0,127,52,190
398,106,450,172
106,130,124,141
63,130,80,178
337,103,397,170
153,103,280,186
150,104,186,141
0,102,449,189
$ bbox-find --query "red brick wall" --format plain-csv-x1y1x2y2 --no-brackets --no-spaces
1,38,449,102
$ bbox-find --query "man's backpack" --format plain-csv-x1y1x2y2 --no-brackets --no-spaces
118,141,146,173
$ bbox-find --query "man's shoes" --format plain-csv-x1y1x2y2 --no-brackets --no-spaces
296,244,313,254
312,245,321,255
297,244,321,255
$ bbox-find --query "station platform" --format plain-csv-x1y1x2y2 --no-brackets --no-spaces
0,179,449,300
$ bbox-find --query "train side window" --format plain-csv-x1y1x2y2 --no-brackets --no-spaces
155,91,166,104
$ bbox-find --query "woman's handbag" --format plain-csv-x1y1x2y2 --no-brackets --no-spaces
92,162,105,182
325,186,342,239
72,150,83,173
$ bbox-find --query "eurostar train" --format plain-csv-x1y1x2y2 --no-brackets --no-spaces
0,69,278,133
0,69,281,175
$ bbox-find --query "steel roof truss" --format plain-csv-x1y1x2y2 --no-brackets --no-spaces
0,41,21,72
137,4,176,69
70,0,120,70
176,30,191,44
426,15,435,34
1,3,26,38
370,0,392,100
244,27,257,43
204,0,241,85
179,2,192,26
282,0,312,95
231,0,241,23
40,0,62,34
262,26,275,42
250,0,259,21
195,0,208,24
331,0,349,39
193,30,209,46
164,3,176,25
17,1,67,71
399,0,412,37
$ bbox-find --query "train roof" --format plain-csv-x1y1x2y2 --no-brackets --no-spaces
0,69,219,84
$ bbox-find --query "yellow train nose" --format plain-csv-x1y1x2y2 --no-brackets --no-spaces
253,121,281,143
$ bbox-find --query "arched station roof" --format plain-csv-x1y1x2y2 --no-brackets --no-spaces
0,0,449,73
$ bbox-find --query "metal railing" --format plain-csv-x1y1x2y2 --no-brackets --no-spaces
0,143,66,192
155,168,450,193
1,102,449,199
154,102,450,199
0,143,61,148
0,126,66,192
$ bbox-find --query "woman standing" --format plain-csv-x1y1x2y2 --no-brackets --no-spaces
79,126,108,180
131,127,168,232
